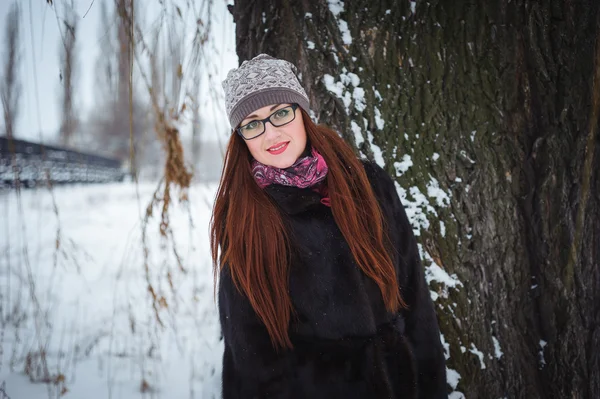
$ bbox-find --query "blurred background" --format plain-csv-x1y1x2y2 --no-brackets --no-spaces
0,0,236,397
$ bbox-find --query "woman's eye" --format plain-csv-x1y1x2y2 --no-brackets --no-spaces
244,121,259,130
274,109,289,119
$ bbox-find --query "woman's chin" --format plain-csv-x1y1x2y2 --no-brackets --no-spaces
260,151,300,169
268,159,295,169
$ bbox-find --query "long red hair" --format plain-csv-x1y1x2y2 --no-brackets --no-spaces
210,109,405,350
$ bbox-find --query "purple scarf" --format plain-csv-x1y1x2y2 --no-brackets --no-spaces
252,147,331,206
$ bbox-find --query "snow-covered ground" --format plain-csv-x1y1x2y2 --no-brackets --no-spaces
0,181,222,398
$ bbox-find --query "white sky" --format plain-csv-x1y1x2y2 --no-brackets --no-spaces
0,0,238,144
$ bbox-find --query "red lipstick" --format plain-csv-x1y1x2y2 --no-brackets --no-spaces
267,141,289,155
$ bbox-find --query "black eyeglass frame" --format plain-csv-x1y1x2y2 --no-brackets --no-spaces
236,104,300,140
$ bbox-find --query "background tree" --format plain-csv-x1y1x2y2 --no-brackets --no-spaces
88,0,124,156
145,19,187,178
191,71,202,166
88,0,149,176
58,0,78,147
95,0,118,104
230,0,600,398
1,2,21,139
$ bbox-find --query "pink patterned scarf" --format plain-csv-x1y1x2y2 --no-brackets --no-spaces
252,147,331,207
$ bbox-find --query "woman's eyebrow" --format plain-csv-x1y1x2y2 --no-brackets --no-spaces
243,104,283,121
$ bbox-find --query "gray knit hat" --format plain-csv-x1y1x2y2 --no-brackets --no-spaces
222,54,310,129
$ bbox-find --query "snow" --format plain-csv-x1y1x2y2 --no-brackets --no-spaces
323,74,352,110
440,334,450,360
374,107,385,130
350,121,364,147
424,261,463,289
446,367,461,389
426,177,451,207
393,154,413,176
469,343,486,369
323,74,344,97
440,220,446,237
410,1,417,14
0,182,222,398
352,87,366,112
327,0,344,16
539,340,547,368
344,71,361,87
306,40,315,50
374,89,383,102
305,12,313,19
432,152,440,161
419,242,462,301
409,186,435,215
337,20,353,46
408,187,434,230
322,72,364,114
492,336,504,359
367,131,385,167
327,0,352,45
459,150,476,164
394,184,437,236
430,290,439,301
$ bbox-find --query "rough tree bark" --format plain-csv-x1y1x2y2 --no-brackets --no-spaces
230,0,600,398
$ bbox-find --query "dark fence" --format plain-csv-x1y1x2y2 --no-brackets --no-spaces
0,136,126,187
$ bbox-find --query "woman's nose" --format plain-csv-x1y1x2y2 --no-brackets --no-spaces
263,121,280,139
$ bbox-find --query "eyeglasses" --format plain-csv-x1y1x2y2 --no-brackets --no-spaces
236,104,299,140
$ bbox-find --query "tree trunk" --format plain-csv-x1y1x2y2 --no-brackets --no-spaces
59,1,77,147
230,0,600,398
1,2,21,140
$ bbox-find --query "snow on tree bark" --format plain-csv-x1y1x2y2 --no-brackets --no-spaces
230,1,600,398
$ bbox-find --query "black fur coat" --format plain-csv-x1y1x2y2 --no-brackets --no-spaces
218,161,447,398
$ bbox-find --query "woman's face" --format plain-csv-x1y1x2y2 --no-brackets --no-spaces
239,103,307,169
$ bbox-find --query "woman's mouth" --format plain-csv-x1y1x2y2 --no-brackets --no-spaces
267,141,289,155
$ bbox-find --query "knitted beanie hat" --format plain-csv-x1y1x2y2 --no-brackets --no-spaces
222,54,310,129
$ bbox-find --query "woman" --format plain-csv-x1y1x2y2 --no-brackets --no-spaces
211,54,447,399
